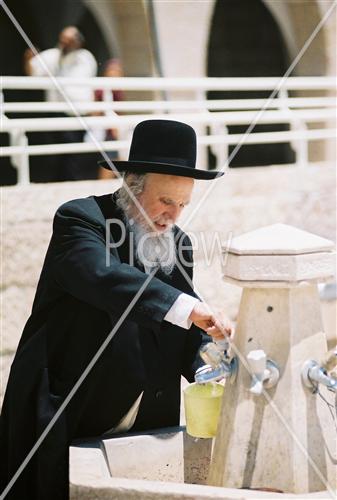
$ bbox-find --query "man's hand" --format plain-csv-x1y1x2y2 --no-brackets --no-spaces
189,302,233,340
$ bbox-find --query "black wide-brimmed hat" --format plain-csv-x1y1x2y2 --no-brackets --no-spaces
98,119,224,180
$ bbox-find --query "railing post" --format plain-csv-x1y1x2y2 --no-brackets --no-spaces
278,88,308,167
10,129,30,185
195,89,208,171
209,123,228,170
296,122,309,167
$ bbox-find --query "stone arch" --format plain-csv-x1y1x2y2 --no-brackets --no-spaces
101,0,154,78
204,0,329,77
262,0,328,76
207,0,291,79
83,0,120,64
207,0,295,167
261,0,332,162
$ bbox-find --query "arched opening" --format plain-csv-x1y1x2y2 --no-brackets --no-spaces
207,0,296,168
0,0,111,185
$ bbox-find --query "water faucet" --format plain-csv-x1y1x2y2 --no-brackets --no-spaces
246,349,280,395
194,339,237,384
301,347,337,393
321,347,337,373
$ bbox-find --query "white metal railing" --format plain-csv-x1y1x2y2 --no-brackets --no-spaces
3,76,336,90
2,96,336,114
1,76,336,185
2,109,336,132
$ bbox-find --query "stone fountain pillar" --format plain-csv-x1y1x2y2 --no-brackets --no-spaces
208,224,336,494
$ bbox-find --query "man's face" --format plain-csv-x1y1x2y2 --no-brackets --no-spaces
137,173,194,233
58,27,80,54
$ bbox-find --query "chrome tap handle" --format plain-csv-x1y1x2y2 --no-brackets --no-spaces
246,350,280,395
321,347,337,373
302,359,337,393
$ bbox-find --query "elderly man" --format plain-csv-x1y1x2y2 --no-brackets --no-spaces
0,120,231,500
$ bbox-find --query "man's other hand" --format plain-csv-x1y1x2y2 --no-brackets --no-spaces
189,302,233,340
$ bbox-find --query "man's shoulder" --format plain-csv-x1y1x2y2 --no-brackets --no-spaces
54,194,113,228
174,225,192,245
77,49,97,64
37,48,60,61
31,48,60,74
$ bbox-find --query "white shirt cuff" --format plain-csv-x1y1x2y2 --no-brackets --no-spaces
164,293,199,330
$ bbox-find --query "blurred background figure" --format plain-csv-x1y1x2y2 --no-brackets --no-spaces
84,58,125,180
95,58,124,103
23,47,37,77
25,26,98,181
26,25,97,105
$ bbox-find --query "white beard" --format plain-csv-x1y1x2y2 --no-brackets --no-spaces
116,188,177,275
132,222,177,275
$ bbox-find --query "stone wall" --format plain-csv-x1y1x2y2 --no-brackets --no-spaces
1,164,336,400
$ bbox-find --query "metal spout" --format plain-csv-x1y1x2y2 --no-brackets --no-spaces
195,358,237,384
195,340,237,384
321,347,337,373
302,359,337,393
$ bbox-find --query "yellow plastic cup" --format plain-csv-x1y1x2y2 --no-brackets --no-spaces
183,382,224,438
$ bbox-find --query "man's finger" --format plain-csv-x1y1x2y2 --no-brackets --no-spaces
224,325,233,335
214,317,231,335
206,325,227,339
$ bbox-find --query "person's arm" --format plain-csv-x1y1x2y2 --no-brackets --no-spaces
23,48,36,76
29,48,57,76
50,200,181,329
175,232,232,381
164,293,199,329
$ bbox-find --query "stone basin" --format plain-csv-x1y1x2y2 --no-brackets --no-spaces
69,427,333,499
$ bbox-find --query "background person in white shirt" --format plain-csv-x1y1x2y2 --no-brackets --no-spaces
27,26,98,181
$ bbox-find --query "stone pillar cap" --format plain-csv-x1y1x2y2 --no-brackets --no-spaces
226,223,334,256
222,224,335,286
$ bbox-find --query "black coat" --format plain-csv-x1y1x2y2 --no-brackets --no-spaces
0,191,207,500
